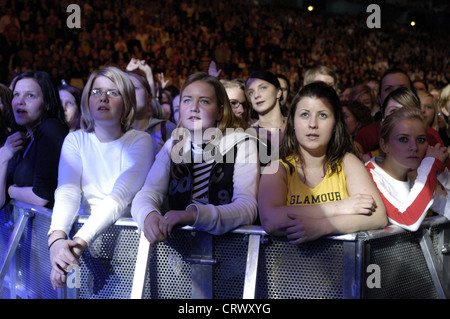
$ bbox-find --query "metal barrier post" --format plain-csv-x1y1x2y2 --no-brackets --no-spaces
442,225,450,295
420,229,448,299
0,208,34,286
186,231,216,299
243,234,261,299
130,231,151,299
342,233,366,299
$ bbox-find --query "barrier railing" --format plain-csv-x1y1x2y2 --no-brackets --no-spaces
1,200,449,299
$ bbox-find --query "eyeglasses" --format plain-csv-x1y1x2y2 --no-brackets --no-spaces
90,89,122,98
229,100,244,109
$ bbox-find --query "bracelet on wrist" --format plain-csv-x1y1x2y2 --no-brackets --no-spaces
48,236,67,250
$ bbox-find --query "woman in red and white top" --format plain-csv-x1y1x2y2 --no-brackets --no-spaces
366,105,450,231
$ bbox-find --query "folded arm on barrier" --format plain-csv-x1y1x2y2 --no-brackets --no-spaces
8,200,449,242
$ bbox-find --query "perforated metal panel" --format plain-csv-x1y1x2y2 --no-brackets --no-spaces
255,237,345,299
363,231,437,299
2,202,449,300
16,211,57,299
78,224,140,299
0,207,12,298
0,207,11,262
142,230,192,299
213,232,248,298
429,222,448,260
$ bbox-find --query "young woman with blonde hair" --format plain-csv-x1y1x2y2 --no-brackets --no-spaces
48,66,155,288
366,106,449,231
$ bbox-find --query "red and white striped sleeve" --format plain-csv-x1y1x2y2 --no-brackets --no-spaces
366,157,444,231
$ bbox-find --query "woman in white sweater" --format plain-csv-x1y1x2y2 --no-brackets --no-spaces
48,67,154,288
131,72,259,243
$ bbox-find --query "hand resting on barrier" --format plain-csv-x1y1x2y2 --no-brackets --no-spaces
258,82,387,244
143,207,197,243
48,230,87,289
274,193,378,244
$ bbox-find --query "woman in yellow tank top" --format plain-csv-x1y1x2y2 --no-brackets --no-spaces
258,82,387,244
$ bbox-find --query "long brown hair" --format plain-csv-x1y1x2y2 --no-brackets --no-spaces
280,81,354,178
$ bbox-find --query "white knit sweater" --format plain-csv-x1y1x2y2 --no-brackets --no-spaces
49,129,154,244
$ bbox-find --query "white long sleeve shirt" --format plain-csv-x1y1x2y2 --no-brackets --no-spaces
131,131,259,235
49,129,154,245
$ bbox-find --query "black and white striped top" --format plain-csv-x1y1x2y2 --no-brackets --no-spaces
191,143,216,205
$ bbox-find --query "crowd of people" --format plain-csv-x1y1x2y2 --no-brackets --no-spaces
1,0,449,93
0,0,449,290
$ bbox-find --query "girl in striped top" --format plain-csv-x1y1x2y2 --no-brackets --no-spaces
132,72,260,243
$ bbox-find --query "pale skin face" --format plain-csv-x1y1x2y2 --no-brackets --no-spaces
161,103,171,120
413,81,427,92
294,96,336,158
380,72,411,105
180,81,223,143
225,87,245,119
419,95,435,127
366,80,379,97
277,77,289,107
313,74,335,89
89,76,124,131
342,106,360,137
12,78,45,130
380,118,428,180
129,75,150,116
59,90,80,131
358,93,373,111
247,78,282,116
340,87,352,101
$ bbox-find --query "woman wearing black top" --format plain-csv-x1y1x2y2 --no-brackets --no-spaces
0,70,68,208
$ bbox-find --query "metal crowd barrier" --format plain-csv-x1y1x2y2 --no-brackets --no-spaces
1,200,450,299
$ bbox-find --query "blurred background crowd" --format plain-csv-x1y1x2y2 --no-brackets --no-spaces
0,0,448,100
